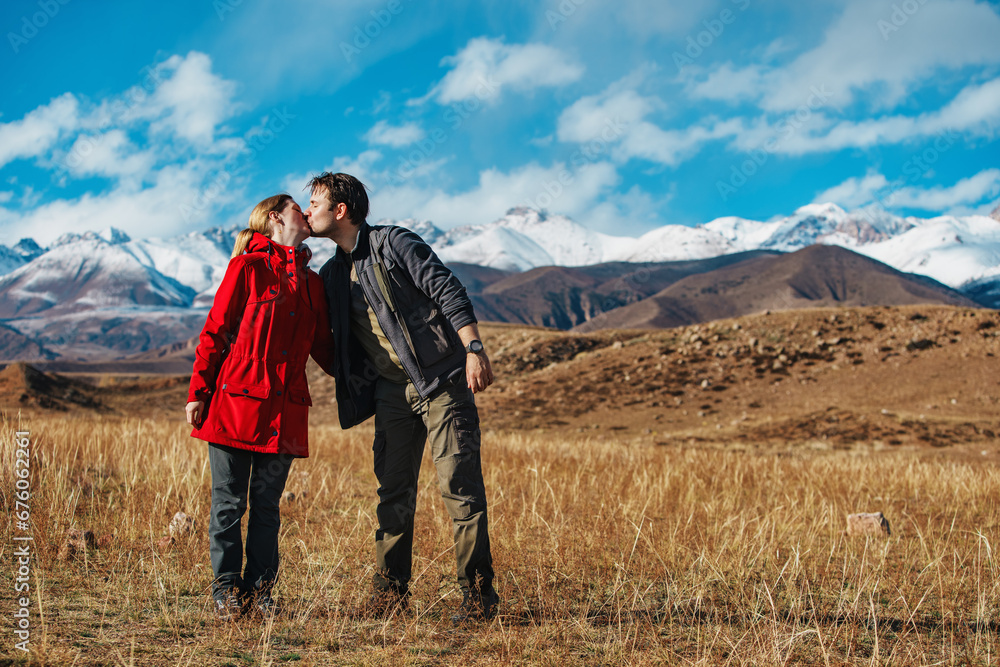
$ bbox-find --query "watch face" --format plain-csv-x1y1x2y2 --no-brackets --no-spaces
468,340,484,353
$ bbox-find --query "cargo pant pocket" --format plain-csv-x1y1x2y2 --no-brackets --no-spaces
452,405,481,454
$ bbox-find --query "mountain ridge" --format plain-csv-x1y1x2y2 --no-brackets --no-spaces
1,202,997,361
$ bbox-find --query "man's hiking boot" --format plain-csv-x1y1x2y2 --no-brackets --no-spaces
359,588,409,619
214,589,246,622
252,593,282,619
451,588,499,625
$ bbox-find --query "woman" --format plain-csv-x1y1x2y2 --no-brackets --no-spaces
185,194,334,621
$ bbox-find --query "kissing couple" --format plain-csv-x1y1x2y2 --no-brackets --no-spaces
185,172,499,624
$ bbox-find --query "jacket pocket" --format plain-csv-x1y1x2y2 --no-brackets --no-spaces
395,286,457,367
288,388,312,406
214,381,270,444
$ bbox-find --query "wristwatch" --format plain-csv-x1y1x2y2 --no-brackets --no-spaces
465,339,484,354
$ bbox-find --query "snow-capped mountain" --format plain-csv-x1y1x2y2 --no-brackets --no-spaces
859,215,1000,288
697,203,915,253
2,201,999,360
613,224,739,262
438,225,553,271
2,204,998,299
406,203,995,293
423,208,633,270
0,233,195,318
0,238,45,275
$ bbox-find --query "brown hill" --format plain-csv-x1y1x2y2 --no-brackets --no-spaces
469,251,779,329
573,245,978,332
447,262,513,294
0,323,57,362
0,361,191,416
0,362,106,411
33,336,201,375
477,304,1000,461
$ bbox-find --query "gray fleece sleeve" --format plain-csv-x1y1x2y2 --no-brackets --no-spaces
388,227,478,332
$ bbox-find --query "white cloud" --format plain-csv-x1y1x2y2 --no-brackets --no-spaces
362,160,621,229
0,52,240,174
0,94,79,169
557,70,743,167
582,184,675,235
420,37,584,105
727,77,1000,156
616,118,743,167
281,149,386,201
354,157,673,235
892,168,1000,211
686,64,767,103
60,131,156,182
140,52,239,144
364,120,425,147
557,88,657,143
813,170,890,209
688,0,1000,111
815,168,1000,213
0,52,251,243
0,165,243,245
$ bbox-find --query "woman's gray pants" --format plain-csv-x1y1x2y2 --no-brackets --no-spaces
208,443,293,600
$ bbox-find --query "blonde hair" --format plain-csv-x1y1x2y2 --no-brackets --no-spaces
231,194,294,258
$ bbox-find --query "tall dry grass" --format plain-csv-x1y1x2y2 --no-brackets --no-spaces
1,410,999,665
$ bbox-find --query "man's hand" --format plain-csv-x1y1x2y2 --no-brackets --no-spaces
186,400,205,427
466,349,494,394
457,323,493,393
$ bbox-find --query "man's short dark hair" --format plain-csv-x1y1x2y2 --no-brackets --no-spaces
307,172,369,225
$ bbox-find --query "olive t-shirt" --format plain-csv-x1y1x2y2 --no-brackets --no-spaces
348,259,409,384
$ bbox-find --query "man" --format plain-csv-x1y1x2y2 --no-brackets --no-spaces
305,172,498,623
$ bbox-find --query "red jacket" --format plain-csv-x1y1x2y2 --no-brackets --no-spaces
188,232,334,457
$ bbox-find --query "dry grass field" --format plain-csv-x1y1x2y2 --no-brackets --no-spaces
2,306,1000,665
1,411,999,666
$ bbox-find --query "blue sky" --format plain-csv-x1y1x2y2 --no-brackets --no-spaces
1,0,999,245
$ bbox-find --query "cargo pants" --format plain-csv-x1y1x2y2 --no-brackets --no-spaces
372,376,495,596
